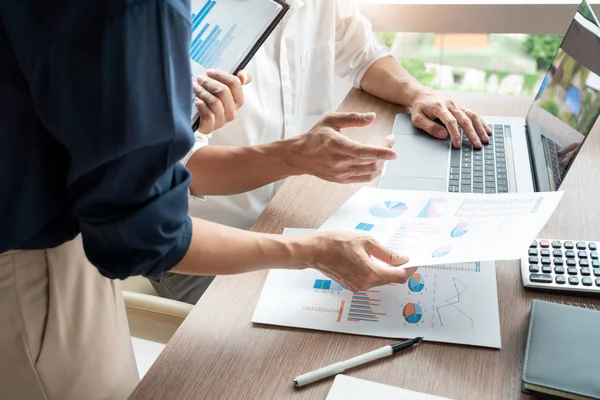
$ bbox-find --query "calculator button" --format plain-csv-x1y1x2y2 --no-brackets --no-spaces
589,242,597,251
581,267,591,276
567,267,578,275
529,256,539,264
596,278,600,286
555,266,565,274
564,241,574,249
529,265,539,273
551,241,562,249
542,265,552,274
578,251,588,258
540,249,550,257
582,277,593,286
553,258,564,266
576,242,587,250
565,250,576,258
530,240,538,248
541,257,551,265
595,269,600,277
568,276,580,285
540,241,550,248
593,260,600,268
552,250,563,257
528,248,537,256
566,259,577,267
591,251,598,259
530,274,552,283
555,276,566,284
580,259,590,267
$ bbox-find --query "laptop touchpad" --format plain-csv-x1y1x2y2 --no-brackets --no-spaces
385,134,450,179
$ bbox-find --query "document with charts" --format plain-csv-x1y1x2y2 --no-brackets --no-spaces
317,187,563,268
252,229,502,348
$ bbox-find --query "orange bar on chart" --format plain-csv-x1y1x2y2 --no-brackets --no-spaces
337,300,345,323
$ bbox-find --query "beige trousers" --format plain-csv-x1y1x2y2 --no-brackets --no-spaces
0,236,139,400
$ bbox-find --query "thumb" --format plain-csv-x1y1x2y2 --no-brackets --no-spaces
381,134,395,149
237,70,252,85
412,113,448,140
322,112,376,131
365,239,409,266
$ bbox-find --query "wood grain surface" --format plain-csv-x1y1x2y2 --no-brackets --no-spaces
129,90,600,400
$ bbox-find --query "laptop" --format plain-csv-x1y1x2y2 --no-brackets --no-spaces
379,0,600,194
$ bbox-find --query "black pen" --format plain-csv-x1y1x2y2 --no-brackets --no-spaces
293,337,424,387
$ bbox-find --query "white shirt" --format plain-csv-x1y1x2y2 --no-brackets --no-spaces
185,0,390,229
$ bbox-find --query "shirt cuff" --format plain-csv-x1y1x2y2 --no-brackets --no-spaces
181,131,211,201
354,50,393,89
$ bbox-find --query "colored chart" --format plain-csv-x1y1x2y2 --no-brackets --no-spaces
190,1,237,69
369,201,407,219
355,222,375,232
348,290,386,323
408,273,425,292
313,279,344,291
432,246,452,258
436,278,474,328
417,198,448,218
403,302,423,324
450,222,469,238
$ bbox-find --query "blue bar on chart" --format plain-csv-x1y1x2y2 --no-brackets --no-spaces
189,0,239,70
355,222,374,232
313,279,344,291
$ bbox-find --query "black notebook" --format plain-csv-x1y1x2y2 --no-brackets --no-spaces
522,300,600,399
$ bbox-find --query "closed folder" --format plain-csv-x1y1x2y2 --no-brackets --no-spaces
522,300,600,399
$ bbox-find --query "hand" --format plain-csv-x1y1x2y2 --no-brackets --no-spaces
410,91,492,149
286,112,397,184
302,231,416,292
557,142,579,167
193,69,252,134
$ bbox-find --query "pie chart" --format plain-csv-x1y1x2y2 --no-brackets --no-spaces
403,302,423,324
432,246,452,258
408,273,425,292
369,201,407,218
451,222,469,238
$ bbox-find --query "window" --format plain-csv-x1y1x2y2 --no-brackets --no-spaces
376,32,564,96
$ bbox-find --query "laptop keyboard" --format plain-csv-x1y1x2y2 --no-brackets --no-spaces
546,138,564,188
448,124,508,193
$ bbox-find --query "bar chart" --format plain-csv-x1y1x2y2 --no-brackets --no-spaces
189,1,238,70
347,290,386,323
313,279,344,291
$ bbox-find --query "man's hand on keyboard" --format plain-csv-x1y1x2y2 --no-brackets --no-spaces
410,91,492,149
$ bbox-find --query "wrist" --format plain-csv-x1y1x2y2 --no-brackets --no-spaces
286,234,320,270
404,82,434,108
270,137,306,177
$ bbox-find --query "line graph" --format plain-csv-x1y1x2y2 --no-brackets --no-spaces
435,277,474,328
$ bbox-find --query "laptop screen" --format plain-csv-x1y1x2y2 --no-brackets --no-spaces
525,0,600,191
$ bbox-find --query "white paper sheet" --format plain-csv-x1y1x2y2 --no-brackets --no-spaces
317,188,563,268
252,229,502,348
326,375,453,400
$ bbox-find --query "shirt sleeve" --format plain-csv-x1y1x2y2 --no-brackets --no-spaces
333,0,393,89
20,0,195,280
181,131,211,201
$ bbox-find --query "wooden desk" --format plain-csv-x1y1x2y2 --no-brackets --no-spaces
130,90,600,400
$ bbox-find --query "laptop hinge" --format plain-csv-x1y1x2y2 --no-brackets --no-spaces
524,124,540,191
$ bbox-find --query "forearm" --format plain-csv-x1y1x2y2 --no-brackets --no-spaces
170,217,313,276
360,56,431,107
187,141,299,196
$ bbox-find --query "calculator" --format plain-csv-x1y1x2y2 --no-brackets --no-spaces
521,239,600,297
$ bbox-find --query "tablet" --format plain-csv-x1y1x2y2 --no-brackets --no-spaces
189,0,290,130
